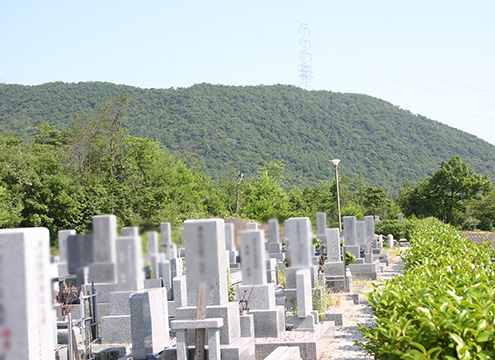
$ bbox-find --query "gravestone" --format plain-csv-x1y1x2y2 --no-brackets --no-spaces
290,268,318,330
364,215,375,243
315,212,327,237
323,228,346,291
343,216,360,258
0,228,55,359
246,222,258,230
130,288,170,359
285,217,312,268
266,219,283,261
116,234,144,291
57,229,76,277
169,218,254,359
387,234,394,248
236,230,285,337
325,228,341,263
123,226,139,238
283,218,318,312
147,231,161,279
67,234,94,275
160,222,179,260
225,222,239,267
355,221,366,247
89,215,117,283
182,219,228,306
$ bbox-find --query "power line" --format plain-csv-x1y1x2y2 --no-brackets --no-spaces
312,37,495,95
299,23,313,90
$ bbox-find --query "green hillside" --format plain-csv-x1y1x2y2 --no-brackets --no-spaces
1,81,494,193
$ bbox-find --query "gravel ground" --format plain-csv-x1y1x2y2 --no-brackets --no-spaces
318,254,405,360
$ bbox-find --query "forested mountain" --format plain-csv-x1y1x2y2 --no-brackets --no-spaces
1,81,494,193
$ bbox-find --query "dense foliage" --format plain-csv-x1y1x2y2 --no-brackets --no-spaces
0,96,400,248
359,218,495,359
398,156,494,230
2,82,495,192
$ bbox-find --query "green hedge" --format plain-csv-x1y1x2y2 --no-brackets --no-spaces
358,218,495,359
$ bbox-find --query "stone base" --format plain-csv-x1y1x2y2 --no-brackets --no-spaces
236,284,275,310
286,313,318,331
254,320,334,360
98,302,111,320
373,252,390,266
163,336,255,360
240,314,254,338
101,315,131,344
264,346,300,360
176,302,241,345
266,243,282,254
249,306,285,338
323,261,345,277
93,282,118,303
348,261,380,280
344,245,360,258
89,262,116,283
286,266,317,289
325,276,346,292
109,290,138,315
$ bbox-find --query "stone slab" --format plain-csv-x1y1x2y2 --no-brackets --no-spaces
101,315,132,344
0,227,55,360
176,302,241,345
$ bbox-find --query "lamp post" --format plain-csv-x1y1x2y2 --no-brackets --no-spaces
331,159,342,233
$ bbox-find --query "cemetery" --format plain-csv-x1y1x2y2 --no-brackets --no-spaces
0,210,406,360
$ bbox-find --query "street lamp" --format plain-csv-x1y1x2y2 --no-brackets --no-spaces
331,159,342,233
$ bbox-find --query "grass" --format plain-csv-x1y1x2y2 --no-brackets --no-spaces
352,276,374,291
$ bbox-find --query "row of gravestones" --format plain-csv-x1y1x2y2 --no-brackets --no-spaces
0,213,389,360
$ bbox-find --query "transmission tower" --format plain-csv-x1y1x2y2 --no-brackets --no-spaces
299,23,313,90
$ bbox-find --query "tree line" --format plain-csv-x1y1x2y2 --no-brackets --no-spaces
1,95,494,250
3,82,495,193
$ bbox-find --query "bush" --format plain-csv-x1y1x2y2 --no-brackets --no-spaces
375,219,418,240
345,251,356,266
358,218,495,359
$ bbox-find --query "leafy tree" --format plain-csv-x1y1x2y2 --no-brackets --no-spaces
398,156,492,227
466,191,495,231
427,156,491,223
242,169,289,221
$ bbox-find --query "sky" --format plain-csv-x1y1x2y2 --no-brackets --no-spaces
1,0,494,145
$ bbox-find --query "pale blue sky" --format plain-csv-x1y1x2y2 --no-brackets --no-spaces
1,0,494,145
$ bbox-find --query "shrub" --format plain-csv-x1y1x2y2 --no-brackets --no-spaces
345,251,356,266
375,219,419,240
358,218,495,359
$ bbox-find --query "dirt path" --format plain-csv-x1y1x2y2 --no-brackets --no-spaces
318,255,405,359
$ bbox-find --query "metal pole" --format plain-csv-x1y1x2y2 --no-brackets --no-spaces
335,164,342,233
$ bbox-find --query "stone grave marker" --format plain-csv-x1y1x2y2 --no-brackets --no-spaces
0,228,55,359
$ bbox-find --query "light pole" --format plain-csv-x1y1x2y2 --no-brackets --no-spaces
331,159,342,233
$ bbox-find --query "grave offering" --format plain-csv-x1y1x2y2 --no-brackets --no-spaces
0,228,55,360
236,229,285,338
